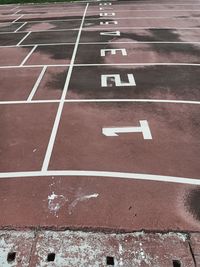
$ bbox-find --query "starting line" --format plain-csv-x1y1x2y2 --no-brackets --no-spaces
0,170,199,185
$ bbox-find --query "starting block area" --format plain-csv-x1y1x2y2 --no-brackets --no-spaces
0,0,200,235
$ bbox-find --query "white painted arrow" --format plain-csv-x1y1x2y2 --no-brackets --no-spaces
102,120,152,139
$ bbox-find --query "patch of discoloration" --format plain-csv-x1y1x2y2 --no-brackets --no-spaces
0,22,22,33
185,188,200,221
0,33,26,46
68,65,200,100
25,45,74,64
21,30,77,45
80,28,200,43
33,67,68,100
76,43,200,65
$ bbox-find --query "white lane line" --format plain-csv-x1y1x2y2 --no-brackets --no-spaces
0,100,59,105
10,6,19,12
0,24,200,34
20,45,37,65
12,14,23,23
2,40,200,48
65,99,200,105
74,63,200,66
2,15,200,25
16,31,31,46
0,63,200,70
99,3,200,6
1,41,200,49
41,3,89,172
0,99,199,105
27,66,47,101
14,22,27,32
0,64,69,69
87,9,200,12
0,170,199,185
0,63,200,69
12,10,21,16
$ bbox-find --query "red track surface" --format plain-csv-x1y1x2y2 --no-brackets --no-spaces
0,0,200,235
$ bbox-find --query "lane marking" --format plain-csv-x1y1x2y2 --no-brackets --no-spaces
1,15,200,26
10,6,20,12
41,3,89,171
0,64,70,69
0,100,59,105
1,63,200,69
14,22,27,32
0,99,200,105
0,170,199,185
16,31,31,46
74,63,200,66
3,40,200,48
1,25,200,35
11,9,21,16
13,8,197,16
0,63,200,70
12,14,23,23
27,65,47,101
20,45,37,65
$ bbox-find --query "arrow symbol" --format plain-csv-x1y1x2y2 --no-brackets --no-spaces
102,120,152,140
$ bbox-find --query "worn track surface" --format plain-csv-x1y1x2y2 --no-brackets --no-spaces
0,0,200,266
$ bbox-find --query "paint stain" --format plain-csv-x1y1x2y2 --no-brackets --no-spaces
68,193,99,215
48,192,67,217
185,188,200,221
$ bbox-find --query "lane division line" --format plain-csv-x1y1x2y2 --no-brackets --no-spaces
0,170,199,185
41,3,89,171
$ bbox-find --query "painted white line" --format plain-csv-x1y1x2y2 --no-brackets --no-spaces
0,100,59,105
20,45,37,65
101,3,200,6
0,63,200,69
12,10,200,15
0,26,200,35
0,63,200,70
88,9,200,12
0,99,200,105
65,99,200,105
2,40,200,48
0,170,199,185
16,31,31,46
0,64,69,69
12,10,21,16
14,22,27,32
27,66,47,101
41,3,89,172
12,14,23,23
74,63,200,66
10,6,19,12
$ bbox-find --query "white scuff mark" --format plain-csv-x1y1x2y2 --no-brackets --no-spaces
68,193,99,215
119,243,123,254
48,192,67,217
33,149,37,153
157,232,187,242
118,244,123,266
